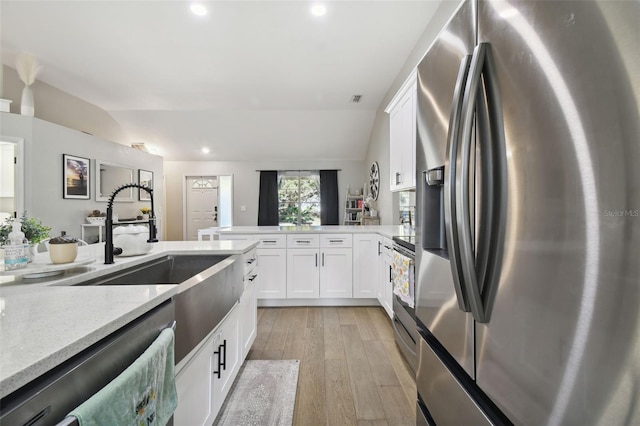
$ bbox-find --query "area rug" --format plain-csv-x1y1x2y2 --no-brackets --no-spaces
214,359,300,426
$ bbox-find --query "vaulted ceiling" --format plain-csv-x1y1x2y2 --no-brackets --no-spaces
1,1,442,161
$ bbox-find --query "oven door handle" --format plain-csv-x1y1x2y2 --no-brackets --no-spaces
392,315,417,357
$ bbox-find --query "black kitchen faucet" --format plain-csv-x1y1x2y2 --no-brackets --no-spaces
104,183,158,264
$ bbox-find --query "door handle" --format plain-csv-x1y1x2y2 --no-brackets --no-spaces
457,43,507,323
443,54,472,313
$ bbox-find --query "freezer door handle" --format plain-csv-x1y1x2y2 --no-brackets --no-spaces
457,42,508,323
443,54,472,312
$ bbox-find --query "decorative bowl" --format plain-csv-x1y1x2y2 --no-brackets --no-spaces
86,216,106,224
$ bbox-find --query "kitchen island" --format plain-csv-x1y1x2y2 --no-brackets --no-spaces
0,239,257,401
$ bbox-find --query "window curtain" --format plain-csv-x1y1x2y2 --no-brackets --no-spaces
258,171,279,226
320,170,339,225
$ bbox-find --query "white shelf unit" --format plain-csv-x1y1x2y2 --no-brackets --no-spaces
343,192,364,226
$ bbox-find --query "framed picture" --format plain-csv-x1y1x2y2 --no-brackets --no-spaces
63,154,90,199
138,169,153,201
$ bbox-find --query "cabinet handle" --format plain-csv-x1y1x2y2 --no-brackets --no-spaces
315,253,318,267
389,265,392,283
246,258,256,264
248,274,258,281
328,239,343,243
262,240,277,244
213,343,223,378
396,172,402,185
322,253,325,267
221,339,227,370
296,240,311,244
378,241,382,256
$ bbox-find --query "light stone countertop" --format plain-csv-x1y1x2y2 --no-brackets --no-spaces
0,239,258,399
218,225,413,239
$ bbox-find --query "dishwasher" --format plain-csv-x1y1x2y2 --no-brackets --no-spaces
0,299,175,426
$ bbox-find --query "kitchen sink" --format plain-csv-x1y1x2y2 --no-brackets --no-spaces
75,254,244,363
77,254,230,285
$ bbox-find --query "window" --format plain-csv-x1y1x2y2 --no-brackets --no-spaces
278,171,320,225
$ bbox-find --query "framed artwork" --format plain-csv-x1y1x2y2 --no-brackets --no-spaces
138,169,153,201
63,154,90,199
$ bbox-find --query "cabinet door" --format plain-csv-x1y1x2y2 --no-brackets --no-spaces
287,248,320,298
240,272,258,359
389,79,417,191
400,84,417,189
353,234,380,298
389,106,404,191
174,336,214,426
378,251,394,319
213,308,240,415
256,248,287,299
320,248,353,298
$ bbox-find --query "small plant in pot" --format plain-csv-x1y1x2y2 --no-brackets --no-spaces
139,207,151,220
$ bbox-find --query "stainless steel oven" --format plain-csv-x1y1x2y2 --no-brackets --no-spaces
391,237,418,374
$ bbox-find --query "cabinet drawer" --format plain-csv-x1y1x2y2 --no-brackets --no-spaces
242,248,257,276
320,234,352,248
381,238,393,257
219,234,256,241
256,234,287,249
287,234,320,248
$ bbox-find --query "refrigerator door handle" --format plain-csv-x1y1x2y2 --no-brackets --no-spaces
443,54,473,312
457,42,508,323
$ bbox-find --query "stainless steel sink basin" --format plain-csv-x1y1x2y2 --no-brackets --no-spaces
77,254,230,285
76,254,243,363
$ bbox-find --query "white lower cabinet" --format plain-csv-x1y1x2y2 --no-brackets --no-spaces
212,307,240,415
353,234,380,298
240,271,258,359
255,248,286,299
320,248,353,298
174,335,215,426
287,248,320,298
174,305,241,426
378,238,394,318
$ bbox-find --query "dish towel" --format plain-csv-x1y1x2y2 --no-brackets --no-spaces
392,250,415,308
68,328,178,426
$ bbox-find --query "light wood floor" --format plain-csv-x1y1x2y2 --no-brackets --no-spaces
248,306,416,426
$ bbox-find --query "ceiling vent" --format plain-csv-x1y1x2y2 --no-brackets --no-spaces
131,143,150,153
351,95,362,103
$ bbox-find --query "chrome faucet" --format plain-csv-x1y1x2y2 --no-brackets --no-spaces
104,183,158,264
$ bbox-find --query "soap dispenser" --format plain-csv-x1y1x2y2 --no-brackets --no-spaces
5,220,28,270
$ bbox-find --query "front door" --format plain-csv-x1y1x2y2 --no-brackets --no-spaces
185,177,218,240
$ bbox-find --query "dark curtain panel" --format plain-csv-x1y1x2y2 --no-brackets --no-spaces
258,171,279,226
320,170,339,225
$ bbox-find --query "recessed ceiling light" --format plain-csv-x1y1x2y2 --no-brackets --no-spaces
201,147,210,154
190,3,207,16
310,3,327,17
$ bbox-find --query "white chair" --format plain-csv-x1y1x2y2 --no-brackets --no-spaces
197,227,219,241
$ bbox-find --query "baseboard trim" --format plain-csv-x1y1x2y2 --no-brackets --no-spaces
257,298,380,307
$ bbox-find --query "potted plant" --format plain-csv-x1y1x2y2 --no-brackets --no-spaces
0,212,51,260
139,207,151,220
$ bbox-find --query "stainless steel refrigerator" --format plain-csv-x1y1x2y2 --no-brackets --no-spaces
415,0,640,424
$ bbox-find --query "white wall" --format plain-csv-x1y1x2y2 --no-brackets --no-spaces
363,0,461,225
0,113,164,240
164,160,365,240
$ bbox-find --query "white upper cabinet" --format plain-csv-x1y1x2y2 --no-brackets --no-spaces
386,71,417,192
